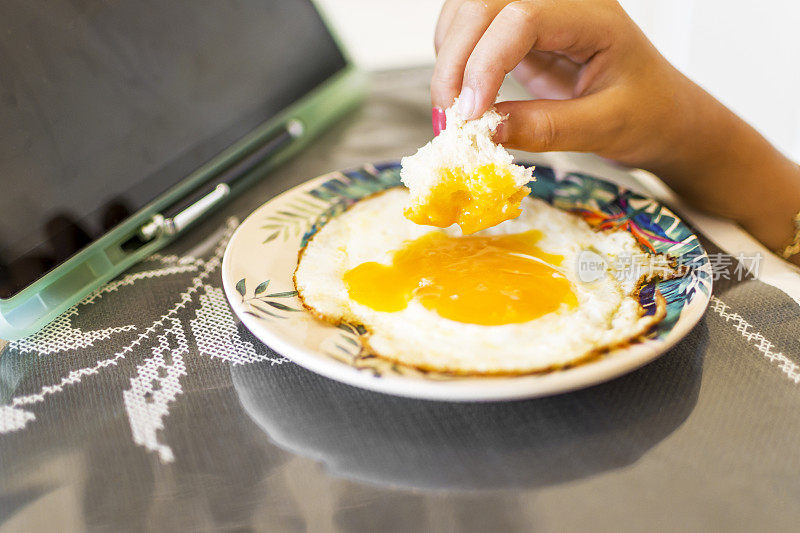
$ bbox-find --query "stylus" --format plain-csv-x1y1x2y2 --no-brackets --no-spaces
139,119,305,240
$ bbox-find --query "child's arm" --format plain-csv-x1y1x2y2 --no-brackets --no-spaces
431,0,800,264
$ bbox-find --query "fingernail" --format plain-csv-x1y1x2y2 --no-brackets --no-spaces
432,107,446,136
493,121,508,144
456,87,475,119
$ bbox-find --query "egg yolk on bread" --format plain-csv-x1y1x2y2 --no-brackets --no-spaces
403,163,531,235
400,98,533,235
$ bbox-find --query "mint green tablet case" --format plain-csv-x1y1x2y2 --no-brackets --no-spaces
0,62,367,340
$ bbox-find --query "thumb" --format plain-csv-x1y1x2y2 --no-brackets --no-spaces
493,95,617,154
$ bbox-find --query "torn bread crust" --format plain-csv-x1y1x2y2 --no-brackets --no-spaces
293,192,678,377
400,99,534,234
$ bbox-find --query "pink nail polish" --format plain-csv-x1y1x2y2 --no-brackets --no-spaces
432,107,446,136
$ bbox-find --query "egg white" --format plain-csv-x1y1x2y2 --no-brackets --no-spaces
294,188,663,375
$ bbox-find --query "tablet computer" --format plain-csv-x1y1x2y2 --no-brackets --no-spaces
0,0,366,340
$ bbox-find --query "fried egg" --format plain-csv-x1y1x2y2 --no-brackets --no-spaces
294,188,664,375
400,98,533,234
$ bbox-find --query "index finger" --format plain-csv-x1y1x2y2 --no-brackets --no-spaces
460,0,615,118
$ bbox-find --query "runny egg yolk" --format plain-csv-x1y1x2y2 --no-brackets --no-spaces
404,163,531,234
343,230,577,326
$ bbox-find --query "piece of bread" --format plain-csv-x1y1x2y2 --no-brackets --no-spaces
400,98,534,234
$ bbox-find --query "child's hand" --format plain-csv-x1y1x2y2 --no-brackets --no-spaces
432,0,800,263
433,0,696,167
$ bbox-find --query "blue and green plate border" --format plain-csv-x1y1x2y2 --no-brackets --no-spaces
222,161,712,401
299,161,711,341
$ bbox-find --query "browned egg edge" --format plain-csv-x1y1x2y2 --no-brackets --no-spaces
292,187,675,378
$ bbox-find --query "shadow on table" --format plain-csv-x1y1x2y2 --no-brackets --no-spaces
232,319,708,491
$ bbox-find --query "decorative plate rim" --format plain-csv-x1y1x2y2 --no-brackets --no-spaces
222,161,712,402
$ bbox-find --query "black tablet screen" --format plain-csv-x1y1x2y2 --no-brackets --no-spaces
0,0,347,298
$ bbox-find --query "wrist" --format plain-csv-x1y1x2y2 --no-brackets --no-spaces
647,77,800,257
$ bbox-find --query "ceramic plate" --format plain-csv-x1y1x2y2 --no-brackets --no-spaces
222,162,712,401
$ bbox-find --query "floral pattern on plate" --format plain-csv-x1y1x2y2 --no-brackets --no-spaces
221,162,712,401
